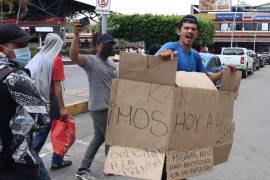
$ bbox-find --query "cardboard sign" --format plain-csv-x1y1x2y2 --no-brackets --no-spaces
119,52,177,86
220,69,242,99
104,146,165,180
107,79,174,151
106,79,118,145
105,53,241,179
170,72,219,151
166,147,214,180
213,143,233,165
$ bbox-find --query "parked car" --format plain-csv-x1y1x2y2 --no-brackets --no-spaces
218,47,254,78
200,53,223,88
258,52,270,65
258,54,266,68
247,50,260,70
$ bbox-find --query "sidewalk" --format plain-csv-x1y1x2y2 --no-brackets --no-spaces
40,112,137,180
44,58,269,180
41,63,136,179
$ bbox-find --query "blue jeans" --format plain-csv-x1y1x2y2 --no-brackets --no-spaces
33,123,51,154
33,123,64,163
33,93,64,163
37,156,51,180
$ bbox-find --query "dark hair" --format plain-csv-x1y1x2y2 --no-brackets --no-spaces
148,43,161,55
178,15,198,29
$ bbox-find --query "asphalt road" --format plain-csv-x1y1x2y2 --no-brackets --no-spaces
42,64,270,180
63,64,89,104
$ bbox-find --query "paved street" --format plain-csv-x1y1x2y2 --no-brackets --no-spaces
63,64,88,104
42,64,270,180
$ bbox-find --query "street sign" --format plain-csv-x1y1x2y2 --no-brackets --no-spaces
96,0,111,14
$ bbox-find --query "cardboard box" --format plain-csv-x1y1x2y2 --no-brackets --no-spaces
104,52,241,179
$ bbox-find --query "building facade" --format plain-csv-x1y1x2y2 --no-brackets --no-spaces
193,3,270,53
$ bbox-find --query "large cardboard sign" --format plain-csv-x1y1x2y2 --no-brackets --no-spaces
104,146,165,180
119,52,177,86
220,69,242,99
107,79,174,150
105,52,241,179
166,147,214,180
169,72,218,152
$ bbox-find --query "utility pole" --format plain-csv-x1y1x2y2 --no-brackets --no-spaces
16,0,22,24
230,0,239,47
253,23,258,51
0,0,3,24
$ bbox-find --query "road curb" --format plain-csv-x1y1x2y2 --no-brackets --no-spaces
65,100,88,115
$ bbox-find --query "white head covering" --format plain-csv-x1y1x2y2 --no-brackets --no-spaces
26,33,63,103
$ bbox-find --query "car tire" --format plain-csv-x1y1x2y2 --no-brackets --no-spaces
242,68,248,78
249,66,254,75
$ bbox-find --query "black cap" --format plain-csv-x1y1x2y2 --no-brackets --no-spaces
0,24,31,44
96,33,115,44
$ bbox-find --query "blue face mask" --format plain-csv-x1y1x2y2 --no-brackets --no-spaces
12,47,31,67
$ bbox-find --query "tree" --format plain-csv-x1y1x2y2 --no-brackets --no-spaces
108,14,215,49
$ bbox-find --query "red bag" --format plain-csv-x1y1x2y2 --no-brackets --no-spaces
51,116,76,156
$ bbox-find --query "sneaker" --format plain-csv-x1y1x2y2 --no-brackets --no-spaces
50,160,72,171
76,169,96,180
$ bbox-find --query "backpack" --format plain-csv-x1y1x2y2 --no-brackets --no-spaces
0,66,18,83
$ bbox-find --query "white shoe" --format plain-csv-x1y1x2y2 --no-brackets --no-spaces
76,169,96,180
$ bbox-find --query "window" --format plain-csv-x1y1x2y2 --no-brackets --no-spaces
215,24,221,31
256,23,262,31
208,58,216,68
223,48,244,55
236,23,243,31
244,23,255,31
221,23,229,31
215,57,222,66
262,23,268,31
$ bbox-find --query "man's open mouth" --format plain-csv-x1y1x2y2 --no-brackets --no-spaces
185,34,193,40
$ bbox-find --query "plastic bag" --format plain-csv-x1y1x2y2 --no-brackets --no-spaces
51,116,76,156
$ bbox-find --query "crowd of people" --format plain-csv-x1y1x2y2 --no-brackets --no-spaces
0,15,235,180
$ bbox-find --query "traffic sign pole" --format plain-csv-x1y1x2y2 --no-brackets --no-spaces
96,0,111,34
101,14,108,34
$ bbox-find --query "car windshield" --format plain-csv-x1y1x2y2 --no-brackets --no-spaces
223,49,244,55
201,56,207,65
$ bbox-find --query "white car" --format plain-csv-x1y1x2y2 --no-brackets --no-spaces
218,47,254,78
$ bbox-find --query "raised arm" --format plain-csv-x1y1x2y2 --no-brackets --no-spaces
69,20,86,66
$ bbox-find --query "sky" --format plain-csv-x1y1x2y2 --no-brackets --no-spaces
76,0,270,15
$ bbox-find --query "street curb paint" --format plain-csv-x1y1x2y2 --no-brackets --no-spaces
65,100,88,115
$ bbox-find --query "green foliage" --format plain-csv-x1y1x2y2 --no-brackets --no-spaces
194,18,216,49
30,47,38,57
114,38,126,49
108,14,215,48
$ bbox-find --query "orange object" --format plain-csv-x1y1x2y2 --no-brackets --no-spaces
51,116,76,156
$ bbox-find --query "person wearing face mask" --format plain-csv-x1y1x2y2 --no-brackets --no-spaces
70,20,117,180
0,24,51,179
